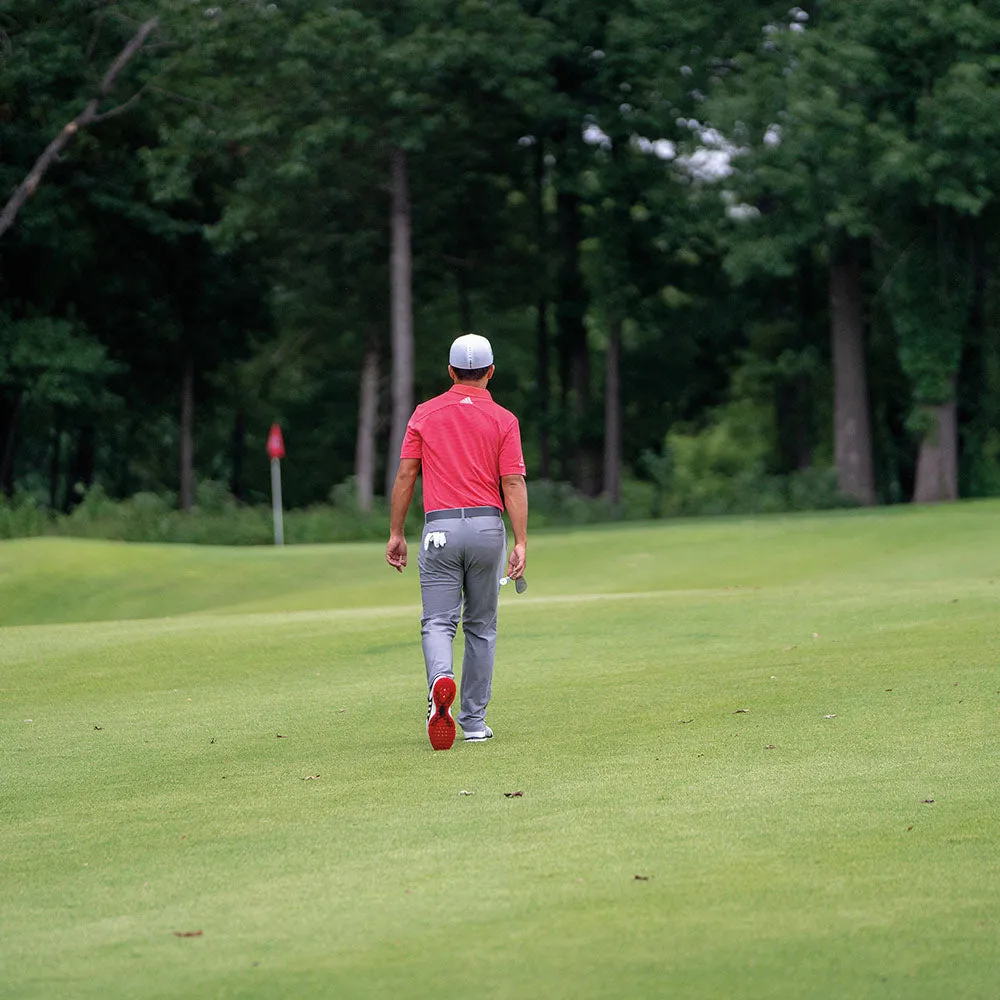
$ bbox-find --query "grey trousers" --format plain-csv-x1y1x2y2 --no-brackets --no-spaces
417,512,507,734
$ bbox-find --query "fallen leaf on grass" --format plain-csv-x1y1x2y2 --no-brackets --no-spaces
823,714,837,719
302,775,320,781
633,875,650,881
921,799,935,805
172,931,203,938
94,726,104,731
504,791,524,798
765,744,776,750
678,718,694,724
458,790,475,796
276,734,286,739
733,708,750,714
907,826,913,831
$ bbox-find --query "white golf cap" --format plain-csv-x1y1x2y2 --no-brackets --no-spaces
449,333,494,370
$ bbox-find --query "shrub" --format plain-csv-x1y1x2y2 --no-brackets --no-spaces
0,495,51,539
645,400,855,517
194,479,232,515
619,478,658,520
526,480,612,527
0,463,857,548
786,467,852,511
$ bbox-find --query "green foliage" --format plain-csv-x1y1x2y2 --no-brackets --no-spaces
961,428,1000,499
4,0,1000,514
888,234,971,406
659,400,779,515
0,494,51,539
0,315,119,408
523,480,614,527
49,481,417,545
646,399,851,517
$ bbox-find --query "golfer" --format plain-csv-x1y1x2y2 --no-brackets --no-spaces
386,334,528,751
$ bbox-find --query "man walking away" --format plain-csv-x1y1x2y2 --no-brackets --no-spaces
386,334,528,751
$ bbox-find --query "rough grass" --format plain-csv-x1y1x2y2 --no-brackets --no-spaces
2,502,999,999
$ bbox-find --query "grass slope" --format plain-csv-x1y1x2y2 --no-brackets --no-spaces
2,502,999,999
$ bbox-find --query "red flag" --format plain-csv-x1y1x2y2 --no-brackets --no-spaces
266,423,285,459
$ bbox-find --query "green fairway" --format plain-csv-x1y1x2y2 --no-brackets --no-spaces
2,503,999,999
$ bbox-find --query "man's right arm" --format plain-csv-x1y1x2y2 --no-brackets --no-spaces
501,473,528,580
386,458,421,572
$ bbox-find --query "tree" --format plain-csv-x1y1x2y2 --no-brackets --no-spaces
386,147,414,498
709,8,879,504
1,3,269,505
713,0,1000,503
0,15,160,238
0,3,161,498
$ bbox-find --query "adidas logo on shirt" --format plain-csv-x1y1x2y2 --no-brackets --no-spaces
459,396,474,405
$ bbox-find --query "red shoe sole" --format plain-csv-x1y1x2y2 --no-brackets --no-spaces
427,676,457,751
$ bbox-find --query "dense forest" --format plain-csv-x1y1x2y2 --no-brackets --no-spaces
2,0,999,525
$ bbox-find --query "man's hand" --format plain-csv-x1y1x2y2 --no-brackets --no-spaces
386,534,408,572
506,542,526,580
386,458,420,574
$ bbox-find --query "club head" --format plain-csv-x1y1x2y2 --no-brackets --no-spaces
515,576,527,594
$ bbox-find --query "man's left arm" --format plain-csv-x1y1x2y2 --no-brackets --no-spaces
386,458,421,572
499,416,528,580
501,474,528,580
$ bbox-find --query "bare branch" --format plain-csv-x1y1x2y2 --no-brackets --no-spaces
91,84,152,124
0,16,159,240
147,85,223,115
99,17,159,96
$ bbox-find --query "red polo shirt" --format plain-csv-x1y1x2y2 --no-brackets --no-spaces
400,384,526,512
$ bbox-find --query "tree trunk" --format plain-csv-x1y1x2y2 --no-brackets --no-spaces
555,190,594,490
67,424,96,506
179,357,195,510
356,335,379,513
537,297,551,479
913,400,958,503
386,146,414,498
534,142,551,480
229,408,246,501
49,417,63,509
115,418,136,499
0,392,21,496
603,317,622,509
830,247,876,505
